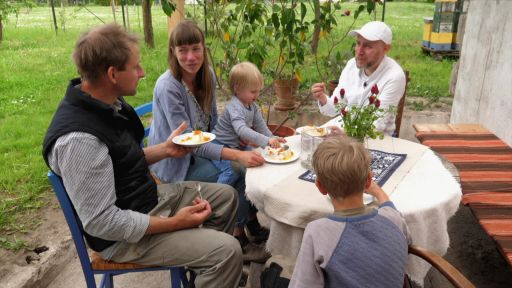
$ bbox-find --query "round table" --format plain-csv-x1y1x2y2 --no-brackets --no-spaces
246,134,461,284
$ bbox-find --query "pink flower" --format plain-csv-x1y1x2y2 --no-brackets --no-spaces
371,84,379,95
339,88,345,99
375,99,381,108
334,96,339,104
341,107,347,116
369,95,376,104
343,10,351,16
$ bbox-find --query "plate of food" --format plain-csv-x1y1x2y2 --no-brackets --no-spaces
172,130,216,147
296,125,329,137
263,145,300,164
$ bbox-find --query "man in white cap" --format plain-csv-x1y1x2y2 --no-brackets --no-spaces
311,21,406,135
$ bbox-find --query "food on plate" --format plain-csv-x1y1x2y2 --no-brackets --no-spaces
265,145,295,161
180,130,211,144
303,125,328,137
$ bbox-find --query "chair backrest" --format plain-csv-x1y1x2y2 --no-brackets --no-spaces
134,102,153,140
48,171,98,288
394,70,411,138
405,245,475,288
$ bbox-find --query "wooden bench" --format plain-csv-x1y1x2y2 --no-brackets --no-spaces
413,124,512,266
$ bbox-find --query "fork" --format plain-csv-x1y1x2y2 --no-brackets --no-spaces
196,182,203,200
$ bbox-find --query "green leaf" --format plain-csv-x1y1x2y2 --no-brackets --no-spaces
238,42,249,49
161,0,176,17
354,5,365,19
300,2,307,21
271,13,280,29
366,0,376,15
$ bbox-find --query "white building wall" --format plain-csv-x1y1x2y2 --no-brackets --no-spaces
451,0,512,146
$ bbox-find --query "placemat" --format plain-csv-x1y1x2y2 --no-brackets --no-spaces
299,149,407,186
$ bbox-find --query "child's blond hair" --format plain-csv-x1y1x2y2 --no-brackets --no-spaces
229,62,264,95
312,136,370,199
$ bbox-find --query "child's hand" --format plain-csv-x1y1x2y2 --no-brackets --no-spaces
365,181,390,204
268,137,285,148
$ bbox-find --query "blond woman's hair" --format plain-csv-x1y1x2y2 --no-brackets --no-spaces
312,136,371,199
229,62,264,95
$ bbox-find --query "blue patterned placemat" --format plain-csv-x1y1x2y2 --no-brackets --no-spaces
299,149,407,186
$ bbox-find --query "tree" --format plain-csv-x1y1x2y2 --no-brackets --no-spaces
0,0,20,42
142,0,154,48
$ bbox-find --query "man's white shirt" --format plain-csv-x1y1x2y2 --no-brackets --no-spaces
318,56,406,135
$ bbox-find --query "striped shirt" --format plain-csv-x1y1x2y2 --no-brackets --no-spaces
48,132,150,258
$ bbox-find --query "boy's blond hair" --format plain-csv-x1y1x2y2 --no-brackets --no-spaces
229,62,264,95
312,136,371,199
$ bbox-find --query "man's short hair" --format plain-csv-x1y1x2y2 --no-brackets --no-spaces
312,136,370,199
72,24,139,83
229,62,264,95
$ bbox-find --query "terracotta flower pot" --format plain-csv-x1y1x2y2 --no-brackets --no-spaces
273,79,298,111
267,124,296,137
328,79,339,96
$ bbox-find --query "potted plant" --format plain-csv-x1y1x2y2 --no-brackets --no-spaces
257,86,299,137
266,0,311,111
334,84,394,142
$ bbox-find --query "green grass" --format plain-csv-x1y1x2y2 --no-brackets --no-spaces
0,2,453,250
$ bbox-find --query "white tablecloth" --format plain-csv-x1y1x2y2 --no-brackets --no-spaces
246,133,461,285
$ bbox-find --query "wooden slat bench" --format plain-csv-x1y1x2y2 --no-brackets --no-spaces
413,123,512,266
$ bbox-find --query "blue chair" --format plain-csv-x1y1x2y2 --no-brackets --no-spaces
47,171,189,288
135,102,153,141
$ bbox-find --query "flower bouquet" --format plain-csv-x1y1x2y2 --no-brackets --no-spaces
334,84,393,142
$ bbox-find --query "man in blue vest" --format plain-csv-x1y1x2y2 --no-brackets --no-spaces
43,24,242,287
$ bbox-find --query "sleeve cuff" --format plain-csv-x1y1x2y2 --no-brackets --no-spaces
124,211,150,243
379,201,397,210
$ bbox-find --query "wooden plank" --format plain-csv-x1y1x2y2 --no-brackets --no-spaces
415,133,498,141
413,123,453,132
442,154,512,163
413,123,487,133
494,236,512,266
415,124,512,267
459,171,512,182
421,139,508,148
478,219,512,236
461,182,512,193
470,205,512,219
449,124,488,133
462,192,512,206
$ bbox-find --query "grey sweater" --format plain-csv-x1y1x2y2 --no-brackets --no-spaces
212,96,273,149
289,202,411,288
149,70,222,183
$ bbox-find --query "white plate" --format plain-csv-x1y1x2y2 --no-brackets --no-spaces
172,132,216,147
263,147,300,164
296,125,329,136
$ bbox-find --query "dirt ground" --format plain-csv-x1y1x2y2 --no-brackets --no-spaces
2,94,511,287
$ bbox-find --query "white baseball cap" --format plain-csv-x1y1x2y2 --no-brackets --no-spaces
348,21,392,45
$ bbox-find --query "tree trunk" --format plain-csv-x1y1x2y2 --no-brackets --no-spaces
167,0,184,38
126,1,130,30
142,0,155,48
111,0,117,23
310,0,321,54
50,0,58,34
0,18,3,42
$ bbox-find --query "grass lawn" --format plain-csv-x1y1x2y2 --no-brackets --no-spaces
0,2,455,249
